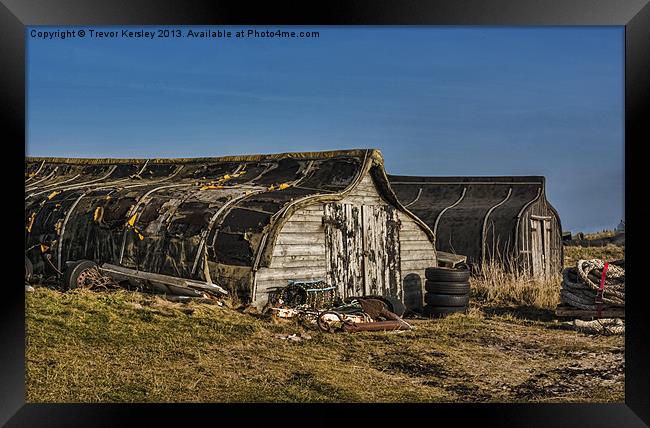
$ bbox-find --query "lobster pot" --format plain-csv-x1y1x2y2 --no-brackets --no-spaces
265,279,336,310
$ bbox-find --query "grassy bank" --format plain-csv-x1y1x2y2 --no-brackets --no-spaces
564,244,624,267
26,288,623,403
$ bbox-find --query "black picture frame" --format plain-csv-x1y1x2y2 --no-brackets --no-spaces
3,1,648,426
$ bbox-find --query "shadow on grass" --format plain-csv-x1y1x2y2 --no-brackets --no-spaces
481,305,556,322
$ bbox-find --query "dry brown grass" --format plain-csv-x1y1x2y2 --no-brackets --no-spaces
582,230,617,240
470,243,624,310
470,259,562,310
26,288,623,403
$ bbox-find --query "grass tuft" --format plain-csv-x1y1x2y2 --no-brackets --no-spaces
470,259,561,310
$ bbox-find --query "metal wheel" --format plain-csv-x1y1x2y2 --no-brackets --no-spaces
63,260,99,290
75,266,98,289
317,310,346,333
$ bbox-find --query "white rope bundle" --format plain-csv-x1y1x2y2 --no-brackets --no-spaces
560,259,625,311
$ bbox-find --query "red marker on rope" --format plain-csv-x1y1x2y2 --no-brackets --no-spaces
596,258,609,317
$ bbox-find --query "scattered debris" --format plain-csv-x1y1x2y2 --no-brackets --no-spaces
266,279,335,326
265,281,412,333
271,307,302,319
71,265,122,292
273,333,312,342
316,297,412,333
563,318,625,335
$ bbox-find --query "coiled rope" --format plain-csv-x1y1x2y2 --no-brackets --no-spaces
561,259,624,311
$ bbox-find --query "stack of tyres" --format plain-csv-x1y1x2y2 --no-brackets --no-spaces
423,265,470,317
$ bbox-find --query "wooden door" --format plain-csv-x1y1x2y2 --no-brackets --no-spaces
362,205,401,299
324,203,364,299
530,216,552,277
325,203,401,299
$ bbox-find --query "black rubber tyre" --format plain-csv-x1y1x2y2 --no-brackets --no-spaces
424,293,469,307
362,295,406,317
455,262,470,271
423,305,468,318
25,256,33,283
63,260,98,290
424,280,470,295
403,279,424,314
425,266,470,282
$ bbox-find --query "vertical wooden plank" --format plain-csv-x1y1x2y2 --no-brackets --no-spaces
348,204,364,296
336,204,353,297
522,213,531,274
371,206,382,296
362,205,371,294
385,205,402,299
344,203,354,298
553,217,562,273
375,206,386,296
360,205,368,295
543,218,552,278
362,205,376,295
530,218,542,277
381,207,390,297
335,203,348,298
324,203,344,298
526,214,531,274
324,203,334,291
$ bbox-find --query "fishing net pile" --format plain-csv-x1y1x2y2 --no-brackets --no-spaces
560,259,625,311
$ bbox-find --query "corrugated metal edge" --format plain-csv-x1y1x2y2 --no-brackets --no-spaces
388,175,546,184
25,148,374,165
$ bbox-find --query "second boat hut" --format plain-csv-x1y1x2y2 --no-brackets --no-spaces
388,175,563,277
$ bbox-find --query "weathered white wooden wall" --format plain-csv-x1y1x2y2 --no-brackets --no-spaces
253,173,436,308
253,203,327,308
397,208,436,306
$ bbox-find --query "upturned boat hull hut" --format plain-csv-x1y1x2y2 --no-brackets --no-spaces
25,149,436,309
388,176,563,277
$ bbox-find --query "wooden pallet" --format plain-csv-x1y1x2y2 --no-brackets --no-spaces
555,304,624,319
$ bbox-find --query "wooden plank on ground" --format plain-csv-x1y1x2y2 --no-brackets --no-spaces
555,305,625,319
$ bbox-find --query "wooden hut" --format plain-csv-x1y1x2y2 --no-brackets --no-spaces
25,149,436,309
388,175,563,277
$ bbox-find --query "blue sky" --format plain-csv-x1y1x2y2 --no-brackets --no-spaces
26,26,624,233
